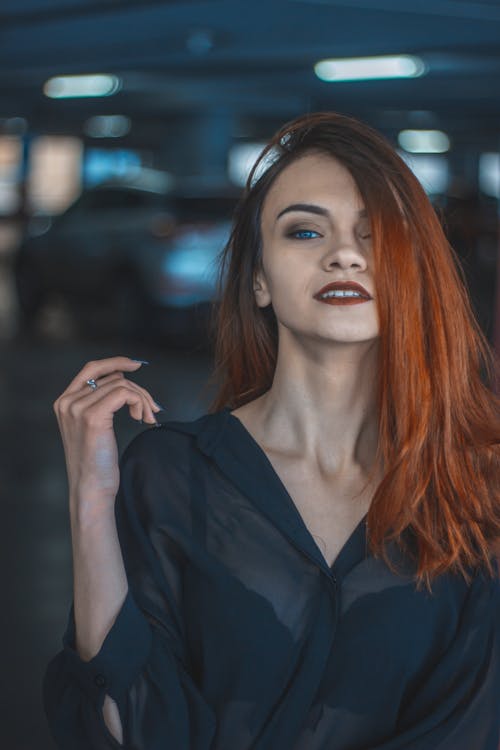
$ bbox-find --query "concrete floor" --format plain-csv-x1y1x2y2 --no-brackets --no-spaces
0,329,216,750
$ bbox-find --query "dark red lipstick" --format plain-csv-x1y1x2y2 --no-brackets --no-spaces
313,280,373,306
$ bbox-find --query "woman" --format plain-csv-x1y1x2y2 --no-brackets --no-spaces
43,112,500,749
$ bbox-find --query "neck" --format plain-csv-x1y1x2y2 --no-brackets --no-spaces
255,335,381,479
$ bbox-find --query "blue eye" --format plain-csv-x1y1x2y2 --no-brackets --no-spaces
289,229,321,240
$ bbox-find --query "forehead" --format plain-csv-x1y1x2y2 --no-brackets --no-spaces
261,151,364,219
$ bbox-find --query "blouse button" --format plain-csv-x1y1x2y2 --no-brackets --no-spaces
94,673,107,688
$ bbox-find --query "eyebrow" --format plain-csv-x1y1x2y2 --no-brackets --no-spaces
276,203,368,221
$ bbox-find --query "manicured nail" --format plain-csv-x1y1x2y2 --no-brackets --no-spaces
131,358,149,364
154,400,167,411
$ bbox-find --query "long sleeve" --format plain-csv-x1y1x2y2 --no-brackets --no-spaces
42,427,217,749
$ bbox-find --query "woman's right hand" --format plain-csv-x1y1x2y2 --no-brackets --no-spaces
53,356,162,520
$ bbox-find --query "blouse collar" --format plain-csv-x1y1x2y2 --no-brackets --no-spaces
166,407,369,583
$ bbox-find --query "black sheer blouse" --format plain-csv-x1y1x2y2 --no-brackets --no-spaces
43,407,500,749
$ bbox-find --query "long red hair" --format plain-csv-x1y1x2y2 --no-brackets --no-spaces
205,112,500,592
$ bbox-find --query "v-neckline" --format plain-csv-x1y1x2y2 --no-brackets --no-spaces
222,407,368,579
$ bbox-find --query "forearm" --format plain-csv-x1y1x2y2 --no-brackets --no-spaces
70,496,128,658
69,495,128,744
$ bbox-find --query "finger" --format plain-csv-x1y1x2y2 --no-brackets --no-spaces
77,373,162,414
55,383,154,460
84,387,146,425
63,357,148,396
55,372,123,415
56,377,161,425
76,372,125,391
66,382,158,425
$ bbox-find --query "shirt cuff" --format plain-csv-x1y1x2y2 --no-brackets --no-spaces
61,588,152,702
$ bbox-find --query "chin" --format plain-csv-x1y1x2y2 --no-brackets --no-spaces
314,324,379,340
278,317,379,344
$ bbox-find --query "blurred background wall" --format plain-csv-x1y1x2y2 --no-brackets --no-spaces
0,2,499,747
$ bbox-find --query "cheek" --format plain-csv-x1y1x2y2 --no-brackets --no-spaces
264,251,311,296
269,277,310,308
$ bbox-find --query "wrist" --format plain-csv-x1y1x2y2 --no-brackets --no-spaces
69,493,116,531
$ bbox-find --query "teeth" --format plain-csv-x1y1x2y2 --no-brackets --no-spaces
319,290,363,298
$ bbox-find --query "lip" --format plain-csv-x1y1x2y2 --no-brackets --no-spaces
313,280,372,300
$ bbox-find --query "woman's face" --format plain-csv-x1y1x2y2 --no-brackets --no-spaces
254,151,380,347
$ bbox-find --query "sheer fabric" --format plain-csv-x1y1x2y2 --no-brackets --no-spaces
43,407,500,749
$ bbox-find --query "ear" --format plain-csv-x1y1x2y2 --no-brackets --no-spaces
253,265,272,308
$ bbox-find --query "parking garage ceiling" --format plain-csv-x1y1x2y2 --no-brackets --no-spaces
1,0,500,146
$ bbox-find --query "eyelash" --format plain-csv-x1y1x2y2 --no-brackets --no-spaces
287,229,321,240
286,229,372,240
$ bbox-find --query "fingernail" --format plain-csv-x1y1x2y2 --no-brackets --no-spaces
154,400,167,411
131,358,149,364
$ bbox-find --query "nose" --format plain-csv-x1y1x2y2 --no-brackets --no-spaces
321,239,368,272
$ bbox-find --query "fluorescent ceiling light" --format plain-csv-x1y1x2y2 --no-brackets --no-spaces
44,74,121,99
398,129,450,153
314,55,426,82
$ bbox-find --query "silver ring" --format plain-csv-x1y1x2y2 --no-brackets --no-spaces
86,378,98,391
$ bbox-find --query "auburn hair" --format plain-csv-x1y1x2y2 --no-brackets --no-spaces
205,111,500,593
